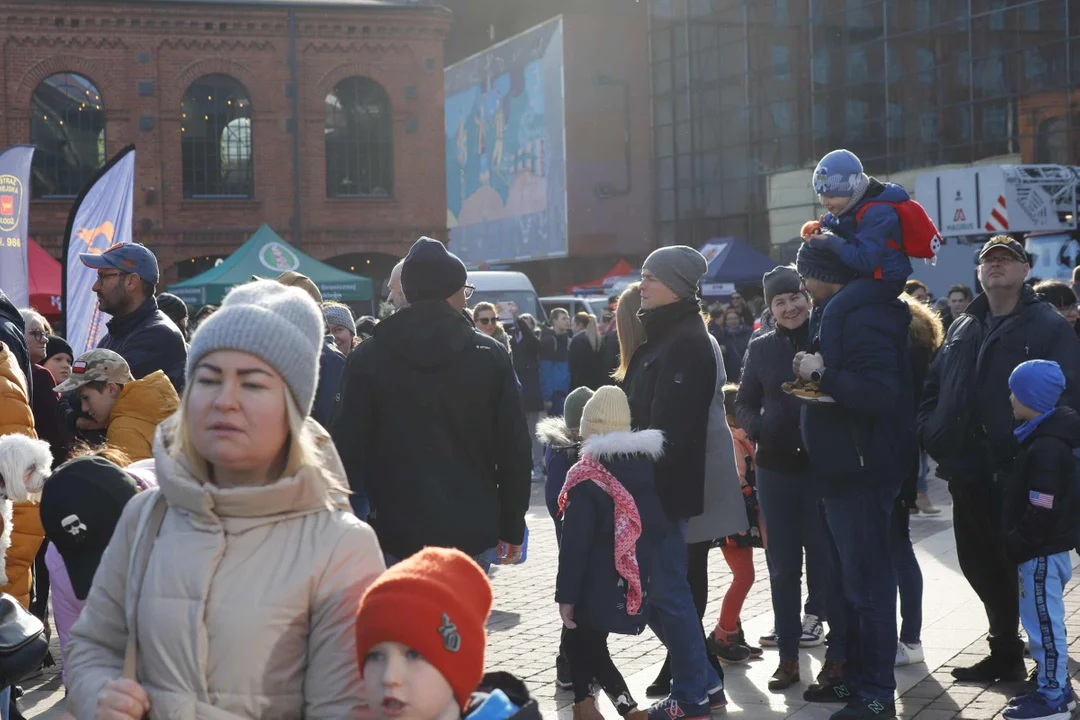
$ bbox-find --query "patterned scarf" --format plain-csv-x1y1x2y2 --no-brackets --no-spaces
558,454,643,615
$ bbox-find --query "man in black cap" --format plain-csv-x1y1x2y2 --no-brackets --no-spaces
919,235,1080,683
331,237,532,571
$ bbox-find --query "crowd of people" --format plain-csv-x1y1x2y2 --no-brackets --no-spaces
0,147,1078,720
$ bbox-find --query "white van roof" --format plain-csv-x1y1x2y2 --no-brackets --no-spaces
467,271,536,292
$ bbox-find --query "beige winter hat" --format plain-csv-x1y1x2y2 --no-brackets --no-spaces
580,385,632,439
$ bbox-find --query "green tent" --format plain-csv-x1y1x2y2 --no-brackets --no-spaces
169,225,374,307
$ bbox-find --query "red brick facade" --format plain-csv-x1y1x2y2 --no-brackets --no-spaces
1,0,451,285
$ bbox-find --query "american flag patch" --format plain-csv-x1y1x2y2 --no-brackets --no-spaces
1030,491,1055,509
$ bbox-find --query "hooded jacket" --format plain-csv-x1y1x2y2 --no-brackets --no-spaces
0,343,33,439
898,299,944,507
918,286,1080,482
802,278,915,494
331,300,532,560
65,416,385,719
818,179,915,283
99,296,188,395
536,416,579,525
1004,407,1080,563
106,370,181,462
556,429,666,636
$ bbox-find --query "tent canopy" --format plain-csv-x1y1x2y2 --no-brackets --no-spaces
698,238,777,297
568,259,635,294
28,238,62,317
169,225,374,306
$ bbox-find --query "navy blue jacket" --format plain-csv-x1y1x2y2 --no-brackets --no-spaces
556,430,667,636
720,325,753,383
735,321,810,474
536,417,579,524
1004,407,1080,563
918,287,1080,482
817,179,914,283
98,297,187,394
313,340,346,428
802,279,915,495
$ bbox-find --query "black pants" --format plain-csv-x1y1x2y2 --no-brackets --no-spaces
653,541,725,686
564,627,629,706
950,479,1024,661
29,540,49,622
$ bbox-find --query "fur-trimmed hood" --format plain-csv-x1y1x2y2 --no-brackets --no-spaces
536,416,578,450
580,429,665,462
904,294,945,354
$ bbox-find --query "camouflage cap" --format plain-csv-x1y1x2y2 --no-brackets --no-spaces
54,349,134,393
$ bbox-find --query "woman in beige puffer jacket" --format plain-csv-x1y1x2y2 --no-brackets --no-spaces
65,280,385,719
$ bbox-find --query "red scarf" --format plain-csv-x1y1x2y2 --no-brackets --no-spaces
558,454,643,615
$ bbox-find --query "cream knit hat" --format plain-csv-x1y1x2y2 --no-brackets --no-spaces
580,385,632,439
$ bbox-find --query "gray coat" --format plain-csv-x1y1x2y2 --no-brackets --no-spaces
687,335,750,544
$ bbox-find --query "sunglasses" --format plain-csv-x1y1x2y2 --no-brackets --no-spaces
476,317,495,325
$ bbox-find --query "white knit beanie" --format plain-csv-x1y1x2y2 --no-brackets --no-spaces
580,385,632,439
187,280,324,415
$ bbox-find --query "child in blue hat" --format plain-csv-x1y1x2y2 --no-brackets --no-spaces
1004,359,1080,720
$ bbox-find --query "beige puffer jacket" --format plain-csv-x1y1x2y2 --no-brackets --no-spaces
65,416,385,719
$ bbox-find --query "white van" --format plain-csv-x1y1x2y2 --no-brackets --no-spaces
540,295,610,321
467,271,547,323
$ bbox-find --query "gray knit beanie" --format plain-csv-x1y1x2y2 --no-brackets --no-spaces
763,266,803,307
187,280,324,415
642,246,708,301
323,304,355,335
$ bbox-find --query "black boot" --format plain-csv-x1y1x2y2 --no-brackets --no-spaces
646,657,671,698
950,655,1026,683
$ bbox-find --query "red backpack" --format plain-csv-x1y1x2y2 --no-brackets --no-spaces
854,199,942,260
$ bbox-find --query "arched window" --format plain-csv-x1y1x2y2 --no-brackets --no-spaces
325,77,393,198
30,73,106,198
181,75,253,198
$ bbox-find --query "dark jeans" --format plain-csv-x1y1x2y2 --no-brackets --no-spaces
890,505,923,645
950,479,1024,661
564,627,629,705
822,484,899,702
756,468,831,660
646,515,721,704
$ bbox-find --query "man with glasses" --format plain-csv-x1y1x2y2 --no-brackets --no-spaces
79,243,187,394
919,236,1080,684
331,237,531,571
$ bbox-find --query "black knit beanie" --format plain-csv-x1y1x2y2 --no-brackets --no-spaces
401,237,468,303
796,243,858,286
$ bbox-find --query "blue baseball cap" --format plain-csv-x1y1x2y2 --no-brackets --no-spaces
80,243,159,285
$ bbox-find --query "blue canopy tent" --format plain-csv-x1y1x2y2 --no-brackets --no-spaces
697,238,777,299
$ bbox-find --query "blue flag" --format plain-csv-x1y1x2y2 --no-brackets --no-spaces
62,146,135,355
0,146,35,308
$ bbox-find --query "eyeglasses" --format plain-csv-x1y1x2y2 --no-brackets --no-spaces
463,284,475,300
96,271,127,282
476,317,495,325
28,330,47,341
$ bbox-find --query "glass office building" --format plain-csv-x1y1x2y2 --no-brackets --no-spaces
650,0,1080,249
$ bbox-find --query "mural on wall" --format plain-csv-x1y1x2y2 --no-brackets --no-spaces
445,16,567,266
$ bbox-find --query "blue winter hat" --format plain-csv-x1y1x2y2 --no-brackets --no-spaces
813,149,866,197
796,243,858,286
1009,360,1066,415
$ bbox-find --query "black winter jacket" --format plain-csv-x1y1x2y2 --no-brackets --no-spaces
720,326,753,383
556,430,667,636
1004,407,1080,563
569,332,607,392
510,318,544,413
624,300,716,519
735,322,810,474
0,291,30,385
313,340,346,428
98,297,187,394
918,287,1080,482
330,300,533,559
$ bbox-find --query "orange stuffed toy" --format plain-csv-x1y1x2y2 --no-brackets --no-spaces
800,219,823,241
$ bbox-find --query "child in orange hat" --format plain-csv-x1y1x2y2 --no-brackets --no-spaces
356,547,538,720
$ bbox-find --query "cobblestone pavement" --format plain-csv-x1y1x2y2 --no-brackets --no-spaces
22,475,1080,719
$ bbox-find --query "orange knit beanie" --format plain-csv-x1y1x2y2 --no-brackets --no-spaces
356,547,493,710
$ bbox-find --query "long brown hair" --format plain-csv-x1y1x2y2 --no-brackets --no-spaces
574,312,601,352
612,283,646,382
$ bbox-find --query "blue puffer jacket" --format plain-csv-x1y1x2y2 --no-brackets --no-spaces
98,297,187,394
539,332,571,411
801,279,915,495
556,429,667,636
817,179,914,283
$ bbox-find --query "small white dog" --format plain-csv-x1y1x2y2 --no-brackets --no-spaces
0,435,53,586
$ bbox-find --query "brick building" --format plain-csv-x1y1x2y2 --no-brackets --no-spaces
2,0,451,289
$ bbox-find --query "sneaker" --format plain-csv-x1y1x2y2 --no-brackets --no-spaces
606,689,639,716
734,620,763,658
1002,692,1071,720
708,683,727,710
804,660,849,703
914,492,941,515
829,698,896,719
556,654,572,690
759,627,778,647
951,656,1027,683
894,641,924,667
799,614,825,648
706,629,751,664
646,697,711,720
1009,688,1078,712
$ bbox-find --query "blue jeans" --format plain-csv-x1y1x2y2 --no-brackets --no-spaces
384,548,497,574
350,492,370,524
916,451,930,494
1018,553,1072,703
756,468,833,660
0,686,9,720
890,506,923,645
822,484,899,702
646,514,721,704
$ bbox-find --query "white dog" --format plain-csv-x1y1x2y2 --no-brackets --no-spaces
0,435,53,586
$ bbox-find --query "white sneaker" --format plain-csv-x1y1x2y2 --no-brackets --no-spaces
799,615,825,648
895,641,924,666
